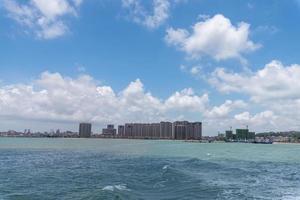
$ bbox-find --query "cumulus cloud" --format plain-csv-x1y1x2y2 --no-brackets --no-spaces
205,100,247,119
3,72,271,133
122,0,170,29
3,0,83,39
204,108,288,134
1,69,300,134
209,60,300,102
234,111,278,127
0,72,209,125
165,88,209,112
205,60,300,132
165,14,261,61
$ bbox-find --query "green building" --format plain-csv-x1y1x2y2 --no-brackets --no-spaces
236,129,255,140
236,129,249,140
225,130,233,140
248,132,256,140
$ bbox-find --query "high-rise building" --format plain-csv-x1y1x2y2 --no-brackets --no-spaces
125,123,133,138
192,122,202,140
120,121,202,140
186,123,194,139
160,122,173,139
102,124,116,136
151,123,160,139
107,124,114,129
173,121,188,140
225,130,233,140
79,123,92,138
142,124,151,138
248,132,255,140
118,125,125,136
236,129,249,140
173,121,202,140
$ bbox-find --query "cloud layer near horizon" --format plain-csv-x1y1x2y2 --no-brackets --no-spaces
1,67,300,134
207,60,300,132
0,72,209,125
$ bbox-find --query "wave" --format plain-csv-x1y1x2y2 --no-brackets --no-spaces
102,184,131,192
162,165,169,170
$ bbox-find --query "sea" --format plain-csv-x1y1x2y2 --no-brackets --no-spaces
0,138,300,200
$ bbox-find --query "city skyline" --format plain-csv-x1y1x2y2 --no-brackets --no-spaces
1,1,300,135
2,120,300,144
0,121,251,137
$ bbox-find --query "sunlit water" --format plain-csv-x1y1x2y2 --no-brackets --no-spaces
0,138,300,200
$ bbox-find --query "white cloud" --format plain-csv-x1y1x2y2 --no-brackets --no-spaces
190,66,201,75
3,0,83,39
209,60,300,102
205,100,247,119
31,0,75,19
0,72,209,126
165,14,261,61
122,0,170,29
165,88,209,112
234,111,277,127
1,68,300,134
179,64,203,78
206,60,300,132
203,109,285,134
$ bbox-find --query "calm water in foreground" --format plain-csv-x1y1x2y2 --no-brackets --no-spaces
0,138,300,200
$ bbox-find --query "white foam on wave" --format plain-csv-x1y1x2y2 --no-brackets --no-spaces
102,186,114,191
102,184,131,192
282,195,300,200
162,165,169,170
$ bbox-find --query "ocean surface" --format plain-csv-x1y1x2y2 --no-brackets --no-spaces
0,138,300,200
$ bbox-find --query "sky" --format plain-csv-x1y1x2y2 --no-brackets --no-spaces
1,0,300,135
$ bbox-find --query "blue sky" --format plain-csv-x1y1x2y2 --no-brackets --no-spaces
1,0,300,135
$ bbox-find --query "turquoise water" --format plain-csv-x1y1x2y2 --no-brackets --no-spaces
0,138,300,199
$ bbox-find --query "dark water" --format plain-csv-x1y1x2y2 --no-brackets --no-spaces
0,138,300,200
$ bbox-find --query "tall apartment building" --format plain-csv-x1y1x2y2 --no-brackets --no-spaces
121,121,202,140
192,122,202,140
152,123,160,139
124,123,160,139
236,129,249,140
118,125,125,136
173,121,202,140
160,122,173,139
125,123,133,138
102,124,116,136
225,129,255,141
79,123,92,138
225,130,234,140
173,121,188,140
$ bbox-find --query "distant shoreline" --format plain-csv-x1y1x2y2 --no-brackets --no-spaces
273,142,300,145
1,136,300,144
